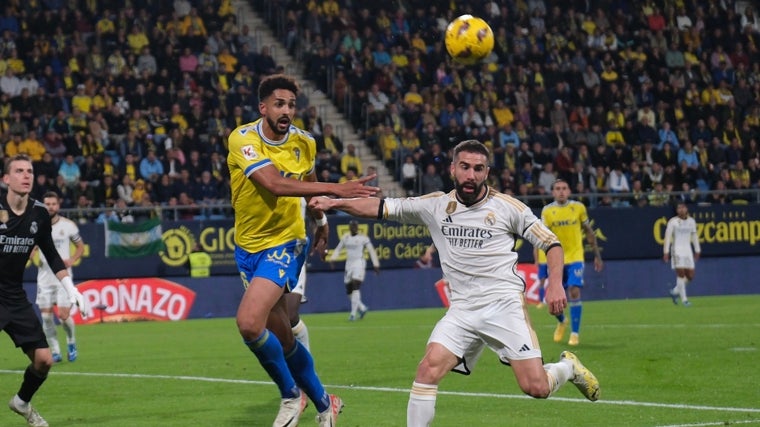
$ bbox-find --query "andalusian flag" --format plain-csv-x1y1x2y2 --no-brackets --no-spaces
105,218,166,258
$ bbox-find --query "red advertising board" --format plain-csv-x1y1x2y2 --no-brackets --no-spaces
72,278,196,324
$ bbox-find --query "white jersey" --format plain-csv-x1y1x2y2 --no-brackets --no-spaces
663,215,700,269
328,232,380,283
383,187,559,309
291,198,309,296
37,217,82,286
663,215,700,257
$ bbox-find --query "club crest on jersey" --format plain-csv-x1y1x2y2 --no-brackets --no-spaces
446,201,457,215
241,145,258,161
30,221,38,234
293,148,301,162
484,212,496,226
0,210,7,224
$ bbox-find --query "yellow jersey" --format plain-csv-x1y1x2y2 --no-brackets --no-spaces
541,200,589,264
227,119,317,253
536,248,547,264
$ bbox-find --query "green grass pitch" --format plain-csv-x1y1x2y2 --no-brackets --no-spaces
1,295,759,426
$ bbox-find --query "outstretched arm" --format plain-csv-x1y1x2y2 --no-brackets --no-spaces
309,196,384,219
251,164,379,198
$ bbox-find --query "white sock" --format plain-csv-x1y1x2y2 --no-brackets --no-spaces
12,395,29,408
355,290,367,311
407,382,437,427
41,312,59,354
61,317,76,345
545,360,574,395
676,277,687,302
349,291,360,317
292,319,310,351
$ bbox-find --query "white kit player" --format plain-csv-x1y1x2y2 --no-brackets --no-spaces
35,192,86,362
286,198,312,350
309,140,600,426
327,220,380,321
663,201,700,306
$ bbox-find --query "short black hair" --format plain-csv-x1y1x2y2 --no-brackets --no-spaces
43,191,60,200
258,74,299,102
453,139,489,160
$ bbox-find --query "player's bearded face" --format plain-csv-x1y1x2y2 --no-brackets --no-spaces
452,152,488,205
264,90,296,136
266,115,291,136
44,199,60,217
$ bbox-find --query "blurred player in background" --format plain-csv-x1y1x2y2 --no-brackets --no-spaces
1,155,89,427
35,192,85,363
541,179,603,346
286,263,311,350
663,202,700,306
309,140,600,426
286,199,312,351
327,220,380,321
227,74,378,426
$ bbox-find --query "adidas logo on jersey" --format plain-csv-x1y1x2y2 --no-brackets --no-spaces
442,216,453,223
518,344,531,352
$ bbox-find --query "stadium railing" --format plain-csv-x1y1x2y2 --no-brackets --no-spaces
59,187,760,223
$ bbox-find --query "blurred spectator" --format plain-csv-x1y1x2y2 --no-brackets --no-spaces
57,154,80,188
420,163,444,194
340,143,363,176
400,155,418,196
117,174,136,206
172,168,196,199
139,147,164,183
176,191,199,220
316,123,343,158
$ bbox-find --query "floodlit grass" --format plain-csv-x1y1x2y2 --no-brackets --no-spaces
1,295,759,426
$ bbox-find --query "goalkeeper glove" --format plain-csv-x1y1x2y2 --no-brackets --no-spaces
74,289,92,319
61,276,91,319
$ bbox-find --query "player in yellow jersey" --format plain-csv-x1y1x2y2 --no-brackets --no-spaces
541,179,603,346
227,74,378,427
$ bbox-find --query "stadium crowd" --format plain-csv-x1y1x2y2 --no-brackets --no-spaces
0,0,282,222
259,0,760,208
1,0,760,224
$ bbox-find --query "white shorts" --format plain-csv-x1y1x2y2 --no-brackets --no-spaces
36,283,70,309
291,264,307,296
428,293,542,375
343,263,366,284
671,253,695,270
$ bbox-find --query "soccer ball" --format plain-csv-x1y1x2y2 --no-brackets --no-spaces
444,15,494,65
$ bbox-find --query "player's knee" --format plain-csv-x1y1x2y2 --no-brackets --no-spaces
34,354,54,373
415,358,446,384
521,381,551,399
236,316,265,340
39,359,53,373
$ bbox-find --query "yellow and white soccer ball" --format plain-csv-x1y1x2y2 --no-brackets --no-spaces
444,15,495,65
